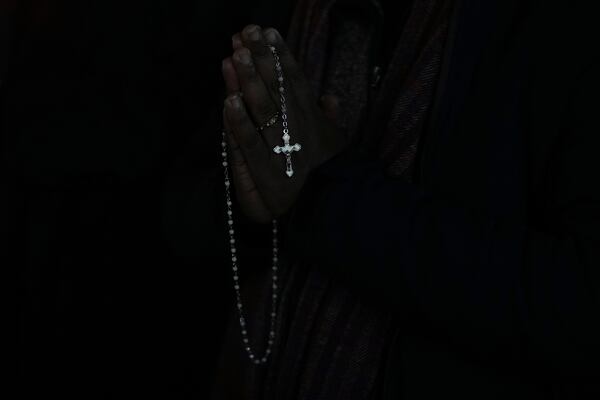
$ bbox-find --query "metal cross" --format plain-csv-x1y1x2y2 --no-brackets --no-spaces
273,133,302,177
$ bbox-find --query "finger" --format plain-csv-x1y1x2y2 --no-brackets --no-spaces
223,112,245,169
262,28,310,98
232,33,243,50
224,93,272,170
232,47,280,141
224,113,274,224
222,57,240,95
239,25,282,100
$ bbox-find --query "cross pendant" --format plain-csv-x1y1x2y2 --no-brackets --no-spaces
273,133,302,177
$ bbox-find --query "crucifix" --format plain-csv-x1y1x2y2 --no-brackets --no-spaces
273,131,301,177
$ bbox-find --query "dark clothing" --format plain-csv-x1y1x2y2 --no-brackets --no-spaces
288,0,453,180
288,1,600,399
211,1,454,399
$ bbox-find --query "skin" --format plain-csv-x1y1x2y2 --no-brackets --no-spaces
221,25,345,223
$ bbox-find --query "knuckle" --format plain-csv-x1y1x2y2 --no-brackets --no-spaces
255,95,277,114
225,105,246,124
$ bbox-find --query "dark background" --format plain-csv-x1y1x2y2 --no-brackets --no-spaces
4,0,292,397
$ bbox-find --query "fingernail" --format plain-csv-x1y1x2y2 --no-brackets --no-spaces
264,29,278,44
232,34,242,48
226,95,242,109
244,25,261,41
235,49,252,66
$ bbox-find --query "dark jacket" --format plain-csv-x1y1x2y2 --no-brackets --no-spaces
287,1,600,398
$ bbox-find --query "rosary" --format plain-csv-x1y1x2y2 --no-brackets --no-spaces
220,45,301,365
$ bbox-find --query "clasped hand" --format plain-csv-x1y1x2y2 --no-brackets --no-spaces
222,25,345,223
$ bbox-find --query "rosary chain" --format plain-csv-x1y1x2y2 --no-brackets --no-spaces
220,45,287,366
